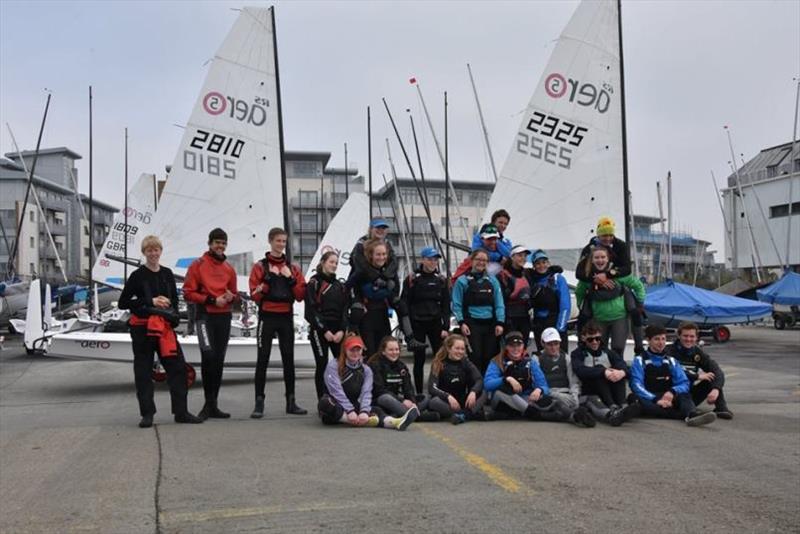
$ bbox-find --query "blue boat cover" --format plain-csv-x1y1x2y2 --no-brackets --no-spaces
645,280,772,325
757,271,800,306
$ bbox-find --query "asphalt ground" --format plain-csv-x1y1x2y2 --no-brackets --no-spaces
1,326,798,533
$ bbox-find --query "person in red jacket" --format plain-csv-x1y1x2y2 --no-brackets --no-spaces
182,228,239,420
249,227,307,418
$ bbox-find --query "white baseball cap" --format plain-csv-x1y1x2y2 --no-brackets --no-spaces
541,327,561,344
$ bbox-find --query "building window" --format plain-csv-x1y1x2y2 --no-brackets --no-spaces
300,236,318,255
29,263,35,273
299,213,318,231
298,190,318,206
411,216,429,233
769,202,800,218
29,211,35,222
795,159,800,172
291,161,320,178
766,165,777,178
29,236,35,248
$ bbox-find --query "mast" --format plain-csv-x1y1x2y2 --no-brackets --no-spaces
667,171,673,280
408,113,431,222
271,7,291,261
413,79,471,242
711,170,734,267
385,139,414,266
382,172,411,272
787,78,800,270
89,86,94,296
466,63,498,183
367,106,373,221
7,125,68,284
7,92,51,279
124,127,129,282
344,143,349,197
627,190,639,278
617,0,632,242
656,180,666,283
726,126,762,282
444,90,451,278
382,98,443,254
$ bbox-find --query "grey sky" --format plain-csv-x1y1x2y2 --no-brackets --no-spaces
1,0,798,261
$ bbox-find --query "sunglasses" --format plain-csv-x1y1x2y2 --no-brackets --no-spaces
584,336,602,343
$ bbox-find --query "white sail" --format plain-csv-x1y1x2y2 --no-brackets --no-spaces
304,192,370,281
92,173,158,287
484,0,625,253
149,7,285,273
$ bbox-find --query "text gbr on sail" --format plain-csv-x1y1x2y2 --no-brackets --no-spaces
544,73,611,114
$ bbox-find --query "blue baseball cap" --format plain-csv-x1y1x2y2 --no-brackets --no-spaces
531,249,549,264
420,246,442,259
370,218,390,228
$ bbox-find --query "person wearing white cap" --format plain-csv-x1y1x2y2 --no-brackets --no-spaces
533,328,581,413
498,245,534,346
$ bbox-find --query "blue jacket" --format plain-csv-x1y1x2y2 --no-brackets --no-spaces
471,232,513,262
484,356,550,397
529,269,571,331
451,271,505,324
629,350,690,403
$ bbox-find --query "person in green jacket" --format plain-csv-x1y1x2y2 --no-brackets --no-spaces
575,245,645,357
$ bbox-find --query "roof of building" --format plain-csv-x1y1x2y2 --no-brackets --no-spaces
373,177,494,197
4,147,82,160
78,194,119,213
725,140,799,188
284,151,331,167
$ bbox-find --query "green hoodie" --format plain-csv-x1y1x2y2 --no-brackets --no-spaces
575,273,646,323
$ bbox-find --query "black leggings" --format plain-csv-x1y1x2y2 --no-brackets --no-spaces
411,319,444,394
465,320,499,374
359,307,391,357
255,312,296,398
640,392,697,419
691,381,728,409
131,327,187,416
197,313,231,402
581,376,628,408
309,326,342,399
428,392,486,418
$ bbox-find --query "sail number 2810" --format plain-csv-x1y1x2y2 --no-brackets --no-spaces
183,129,244,180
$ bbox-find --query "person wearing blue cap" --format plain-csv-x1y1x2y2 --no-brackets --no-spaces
528,249,571,352
401,246,451,394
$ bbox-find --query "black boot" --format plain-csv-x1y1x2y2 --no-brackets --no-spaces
198,402,210,421
286,394,307,415
251,396,265,419
174,412,203,424
139,414,153,428
207,400,230,419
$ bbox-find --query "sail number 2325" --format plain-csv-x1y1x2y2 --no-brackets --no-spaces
516,111,588,169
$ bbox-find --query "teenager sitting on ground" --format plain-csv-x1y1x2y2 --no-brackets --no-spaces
570,322,639,426
665,321,733,419
484,331,595,427
368,336,437,422
629,325,716,427
427,334,487,424
317,335,417,430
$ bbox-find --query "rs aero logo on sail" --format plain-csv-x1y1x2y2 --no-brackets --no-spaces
544,73,612,114
202,92,269,126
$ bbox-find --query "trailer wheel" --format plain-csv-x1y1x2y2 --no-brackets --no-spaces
185,363,196,388
152,363,167,382
786,315,797,328
713,326,731,343
774,316,786,330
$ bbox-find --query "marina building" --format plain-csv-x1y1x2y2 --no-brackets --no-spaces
0,148,117,282
721,141,799,277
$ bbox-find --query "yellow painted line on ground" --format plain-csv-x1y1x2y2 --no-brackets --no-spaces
160,502,362,525
419,425,531,496
727,372,740,378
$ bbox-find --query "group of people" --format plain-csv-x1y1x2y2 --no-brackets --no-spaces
119,211,732,431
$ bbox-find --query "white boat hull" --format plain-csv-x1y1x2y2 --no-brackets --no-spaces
44,331,315,368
